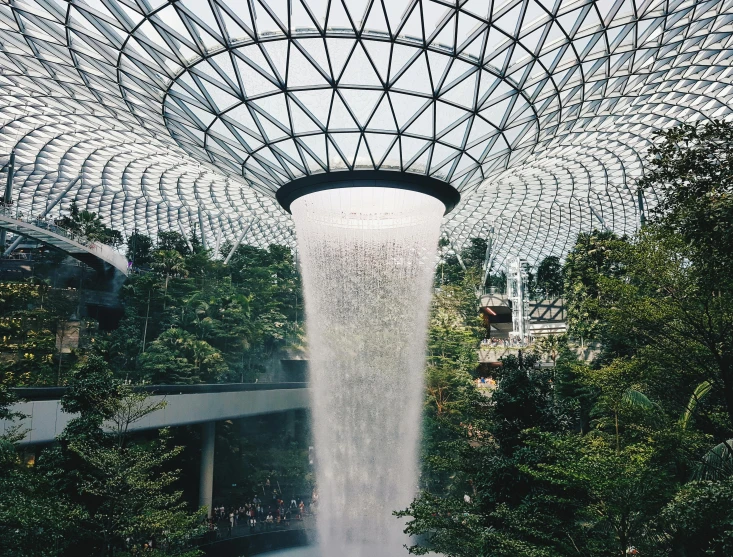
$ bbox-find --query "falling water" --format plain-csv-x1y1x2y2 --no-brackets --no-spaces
291,187,444,557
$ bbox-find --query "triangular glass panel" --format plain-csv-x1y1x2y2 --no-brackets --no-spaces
327,135,350,169
362,39,391,82
252,93,290,130
339,43,382,86
381,138,402,169
327,0,353,29
435,100,470,134
340,89,383,126
401,136,429,165
403,102,434,137
299,134,328,166
382,0,412,36
288,96,322,133
329,93,359,129
216,3,255,41
252,1,283,35
406,145,430,174
354,136,373,168
362,1,390,35
293,88,333,127
287,46,329,87
255,113,289,142
325,37,357,80
480,95,512,125
388,91,428,130
365,132,396,165
441,71,479,110
427,49,453,87
295,39,330,74
366,94,397,131
466,116,499,146
332,131,361,166
441,118,470,148
493,3,522,36
262,40,288,83
291,0,318,31
399,2,424,40
431,13,456,50
392,52,433,95
463,0,492,18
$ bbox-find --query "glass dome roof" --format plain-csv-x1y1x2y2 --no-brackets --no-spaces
0,0,731,265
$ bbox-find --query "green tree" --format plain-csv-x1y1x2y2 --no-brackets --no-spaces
0,438,79,557
153,250,187,309
535,255,563,298
58,202,122,247
157,231,191,256
563,230,630,346
534,333,567,366
126,231,154,268
36,355,204,556
400,352,574,557
138,328,227,384
663,477,733,555
632,120,733,429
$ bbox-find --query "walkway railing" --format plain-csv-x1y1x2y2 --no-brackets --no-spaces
0,206,129,275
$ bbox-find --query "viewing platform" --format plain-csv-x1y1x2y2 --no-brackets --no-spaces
479,291,567,339
0,207,129,275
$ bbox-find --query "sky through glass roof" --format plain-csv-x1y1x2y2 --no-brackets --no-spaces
0,0,731,266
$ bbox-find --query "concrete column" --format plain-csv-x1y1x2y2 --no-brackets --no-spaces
199,421,215,516
0,150,15,250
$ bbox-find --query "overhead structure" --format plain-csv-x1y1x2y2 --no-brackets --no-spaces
0,0,731,264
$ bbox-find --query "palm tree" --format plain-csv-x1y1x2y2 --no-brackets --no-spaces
152,250,187,309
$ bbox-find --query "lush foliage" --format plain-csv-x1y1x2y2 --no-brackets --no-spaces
0,355,204,556
106,234,302,385
402,121,733,557
535,255,563,297
57,202,123,247
0,229,302,386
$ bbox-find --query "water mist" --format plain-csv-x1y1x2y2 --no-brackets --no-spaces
291,187,444,557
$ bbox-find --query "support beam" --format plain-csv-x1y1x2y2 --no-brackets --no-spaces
589,205,608,231
199,421,215,517
481,224,495,289
213,226,222,258
0,151,15,250
637,189,646,227
2,235,23,257
176,219,194,253
223,222,252,265
3,151,14,203
198,208,207,251
445,234,466,271
43,175,82,218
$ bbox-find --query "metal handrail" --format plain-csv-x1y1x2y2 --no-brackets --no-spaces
0,206,94,248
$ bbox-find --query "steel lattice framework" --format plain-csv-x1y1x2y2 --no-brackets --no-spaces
0,0,731,265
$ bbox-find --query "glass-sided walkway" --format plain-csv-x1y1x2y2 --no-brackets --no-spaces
0,207,129,275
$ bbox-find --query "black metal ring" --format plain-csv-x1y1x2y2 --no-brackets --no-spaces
275,171,460,215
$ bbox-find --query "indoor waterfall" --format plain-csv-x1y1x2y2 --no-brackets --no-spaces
291,187,444,557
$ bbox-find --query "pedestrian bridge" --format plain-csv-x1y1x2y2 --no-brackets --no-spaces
0,208,129,275
1,383,310,445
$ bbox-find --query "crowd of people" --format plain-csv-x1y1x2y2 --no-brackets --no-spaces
479,336,534,348
203,492,317,542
